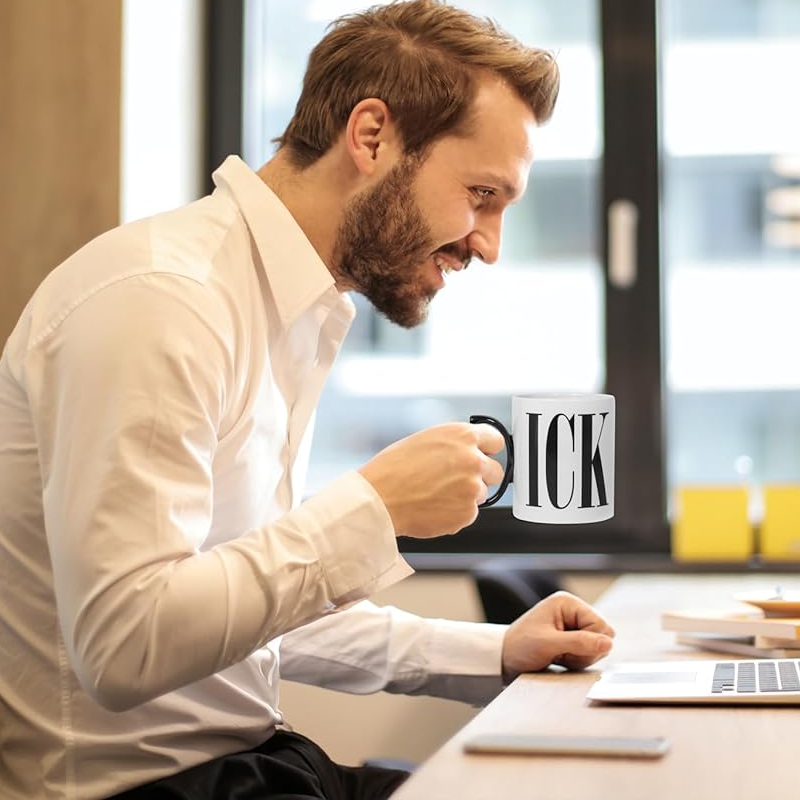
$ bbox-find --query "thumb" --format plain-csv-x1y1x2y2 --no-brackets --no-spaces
550,630,613,669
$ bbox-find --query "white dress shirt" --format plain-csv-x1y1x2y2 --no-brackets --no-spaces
0,155,506,800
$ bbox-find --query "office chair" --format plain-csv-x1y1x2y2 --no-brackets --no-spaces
361,757,416,772
471,559,562,624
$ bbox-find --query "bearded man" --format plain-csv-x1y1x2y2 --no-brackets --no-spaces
0,2,614,798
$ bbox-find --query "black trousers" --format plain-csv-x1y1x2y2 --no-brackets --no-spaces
110,731,410,800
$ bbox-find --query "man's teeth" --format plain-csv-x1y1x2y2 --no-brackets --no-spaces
433,255,453,275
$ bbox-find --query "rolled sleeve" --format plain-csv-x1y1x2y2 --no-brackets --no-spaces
304,471,413,604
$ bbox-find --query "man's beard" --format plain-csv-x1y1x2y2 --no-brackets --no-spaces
333,157,438,329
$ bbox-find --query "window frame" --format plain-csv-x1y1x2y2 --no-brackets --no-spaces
204,0,669,556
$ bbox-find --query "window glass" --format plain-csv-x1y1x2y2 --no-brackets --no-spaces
243,0,604,495
661,0,800,501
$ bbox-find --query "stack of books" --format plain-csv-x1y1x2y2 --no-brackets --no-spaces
661,608,800,658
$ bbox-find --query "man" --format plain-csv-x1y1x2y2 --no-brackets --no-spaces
0,2,615,798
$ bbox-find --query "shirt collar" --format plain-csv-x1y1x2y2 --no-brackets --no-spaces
212,155,348,329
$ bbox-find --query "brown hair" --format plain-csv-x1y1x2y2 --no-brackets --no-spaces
274,0,560,169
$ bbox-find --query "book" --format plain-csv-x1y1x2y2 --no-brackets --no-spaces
756,635,800,648
661,609,800,639
675,633,800,659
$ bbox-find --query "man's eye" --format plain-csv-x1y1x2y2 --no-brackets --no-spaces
472,187,495,201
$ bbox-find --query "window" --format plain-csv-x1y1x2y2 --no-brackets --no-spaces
207,0,799,557
661,0,800,516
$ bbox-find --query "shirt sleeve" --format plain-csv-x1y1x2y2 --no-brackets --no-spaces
23,274,411,712
279,601,507,707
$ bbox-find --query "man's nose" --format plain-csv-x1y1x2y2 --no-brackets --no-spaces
467,213,503,265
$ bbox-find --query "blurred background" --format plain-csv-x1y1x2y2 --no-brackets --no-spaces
2,0,799,766
237,0,800,547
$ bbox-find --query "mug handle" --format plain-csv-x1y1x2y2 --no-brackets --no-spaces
469,414,514,508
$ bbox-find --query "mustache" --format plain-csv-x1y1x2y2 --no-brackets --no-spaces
434,244,472,269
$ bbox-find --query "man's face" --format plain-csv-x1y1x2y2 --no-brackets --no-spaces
334,77,538,328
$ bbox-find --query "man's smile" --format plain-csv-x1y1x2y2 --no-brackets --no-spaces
432,252,462,276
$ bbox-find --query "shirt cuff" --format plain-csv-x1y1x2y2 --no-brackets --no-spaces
416,618,508,706
427,618,507,677
300,471,413,605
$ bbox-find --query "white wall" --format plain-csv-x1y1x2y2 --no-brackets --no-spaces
121,0,205,223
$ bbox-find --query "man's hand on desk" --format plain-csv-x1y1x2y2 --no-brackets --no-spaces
501,591,615,681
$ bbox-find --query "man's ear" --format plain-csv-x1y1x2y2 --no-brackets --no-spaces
345,98,400,177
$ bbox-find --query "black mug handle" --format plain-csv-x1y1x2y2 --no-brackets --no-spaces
469,414,514,508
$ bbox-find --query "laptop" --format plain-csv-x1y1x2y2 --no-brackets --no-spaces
586,658,800,704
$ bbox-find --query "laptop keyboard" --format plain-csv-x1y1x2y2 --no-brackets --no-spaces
712,660,800,693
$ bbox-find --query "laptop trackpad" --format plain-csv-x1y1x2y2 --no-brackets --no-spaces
609,671,698,684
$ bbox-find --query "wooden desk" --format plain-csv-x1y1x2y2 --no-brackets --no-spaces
392,573,800,800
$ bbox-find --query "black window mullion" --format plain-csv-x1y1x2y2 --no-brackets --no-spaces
601,0,667,550
205,0,245,193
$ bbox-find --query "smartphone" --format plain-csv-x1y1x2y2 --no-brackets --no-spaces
463,733,670,758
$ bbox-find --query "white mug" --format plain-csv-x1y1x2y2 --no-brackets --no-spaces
471,393,615,524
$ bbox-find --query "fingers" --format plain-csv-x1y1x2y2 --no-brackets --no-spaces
501,593,617,677
471,423,506,456
552,630,614,670
359,421,516,537
480,452,506,486
471,424,506,489
547,591,616,640
572,610,615,640
544,597,615,670
358,422,507,538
